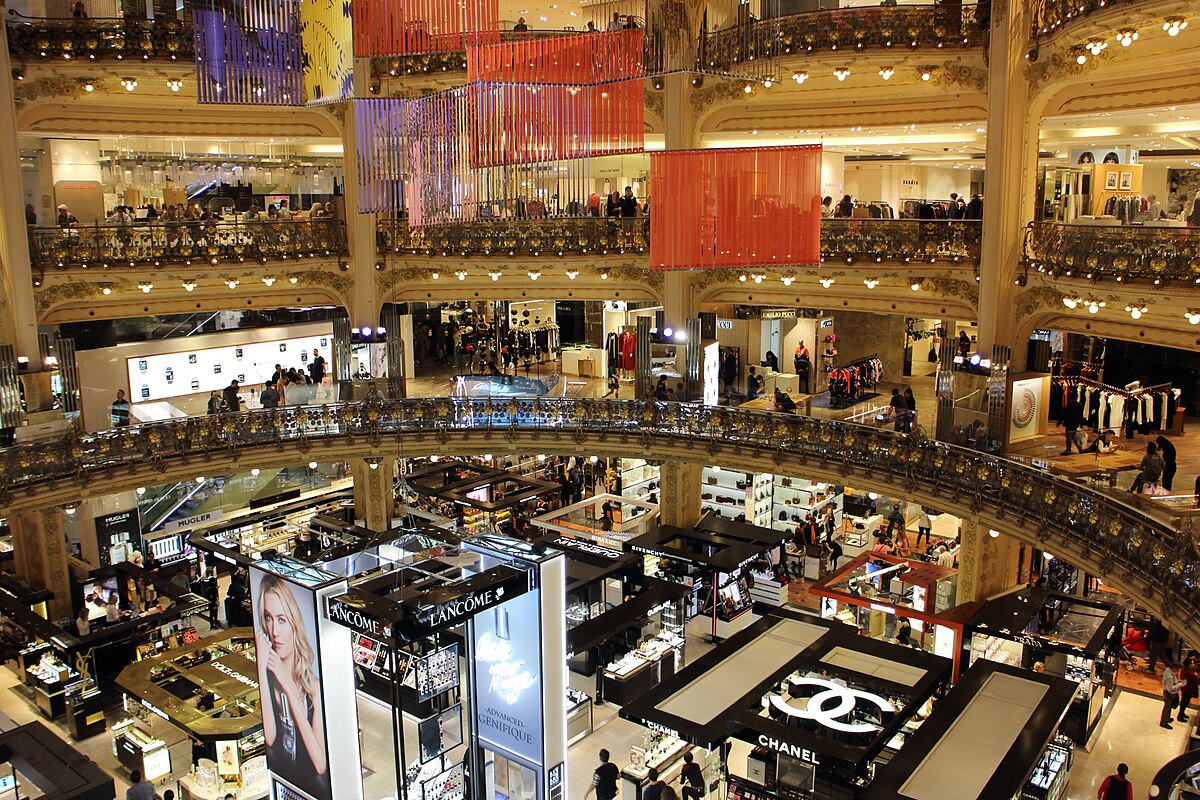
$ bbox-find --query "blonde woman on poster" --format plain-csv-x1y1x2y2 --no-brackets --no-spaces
256,573,329,799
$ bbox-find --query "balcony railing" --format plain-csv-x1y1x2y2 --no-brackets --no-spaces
1023,221,1200,285
700,3,983,70
30,219,348,271
1030,0,1149,40
0,398,1193,643
377,217,982,265
6,12,193,62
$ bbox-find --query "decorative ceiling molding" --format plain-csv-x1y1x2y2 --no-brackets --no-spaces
17,102,341,138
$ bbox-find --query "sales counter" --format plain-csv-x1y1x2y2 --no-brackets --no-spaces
115,628,264,788
531,494,660,546
963,587,1123,745
178,756,269,800
567,688,593,744
601,631,685,706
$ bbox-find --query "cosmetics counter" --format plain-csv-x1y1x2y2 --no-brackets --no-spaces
567,687,593,744
600,631,685,706
404,459,559,539
963,588,1123,745
620,729,720,800
530,495,660,552
115,629,265,792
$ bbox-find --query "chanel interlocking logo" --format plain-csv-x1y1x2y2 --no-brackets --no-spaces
767,677,895,734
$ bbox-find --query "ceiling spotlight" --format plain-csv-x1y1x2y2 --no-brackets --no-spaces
1062,296,1079,309
743,83,754,93
454,270,467,280
863,278,879,289
1117,29,1138,45
120,77,138,91
430,271,440,280
762,78,773,88
64,504,77,515
1075,50,1088,64
1163,18,1187,36
988,530,1000,538
166,78,183,92
262,277,276,287
489,271,501,281
182,280,196,291
792,71,808,84
527,270,541,280
1125,304,1148,319
738,273,748,282
752,272,765,284
833,67,851,81
781,274,795,286
1086,299,1105,314
288,276,298,284
565,269,579,279
878,66,894,80
225,278,239,289
920,70,931,81
819,277,835,288
136,487,146,495
137,281,153,293
1186,310,1200,325
82,79,95,92
910,280,922,291
308,461,317,470
251,468,261,477
599,270,609,280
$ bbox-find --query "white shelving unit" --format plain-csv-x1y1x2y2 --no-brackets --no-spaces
620,459,659,502
769,477,844,534
700,466,757,522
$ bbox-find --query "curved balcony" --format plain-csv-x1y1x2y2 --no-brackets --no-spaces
700,3,983,71
1030,0,1154,40
30,219,349,272
1023,221,1200,285
6,12,193,63
0,399,1193,649
377,217,982,265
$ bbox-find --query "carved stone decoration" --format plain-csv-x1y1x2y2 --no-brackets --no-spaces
1026,47,1101,92
1015,285,1066,320
14,77,105,110
644,85,664,117
35,279,111,313
691,78,750,113
925,276,980,305
930,62,989,94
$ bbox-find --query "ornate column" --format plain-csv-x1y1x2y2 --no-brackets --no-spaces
0,25,41,360
975,0,1038,356
660,72,699,333
350,456,396,532
655,460,702,529
11,508,71,619
339,72,383,334
955,519,1022,603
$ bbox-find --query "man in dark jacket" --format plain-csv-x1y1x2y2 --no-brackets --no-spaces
1059,397,1085,454
222,380,241,412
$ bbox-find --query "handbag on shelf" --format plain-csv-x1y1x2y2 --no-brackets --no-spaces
707,476,717,485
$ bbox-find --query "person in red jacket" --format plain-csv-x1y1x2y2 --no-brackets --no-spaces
1097,763,1132,800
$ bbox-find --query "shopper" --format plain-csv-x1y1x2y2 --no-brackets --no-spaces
309,350,326,384
126,770,157,800
75,607,90,636
1087,429,1118,454
680,751,704,800
1130,442,1165,494
889,388,908,432
822,536,843,572
1058,396,1086,454
896,616,913,647
764,350,779,372
1147,618,1170,672
747,366,763,399
904,387,917,429
1161,660,1181,729
222,380,242,413
1155,435,1177,491
584,749,619,800
820,196,834,218
643,768,666,800
111,389,131,427
1096,764,1133,800
1178,656,1198,722
916,509,932,548
260,382,281,409
836,195,853,218
605,373,619,398
105,593,121,623
206,391,224,415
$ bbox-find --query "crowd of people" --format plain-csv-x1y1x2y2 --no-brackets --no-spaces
40,199,335,229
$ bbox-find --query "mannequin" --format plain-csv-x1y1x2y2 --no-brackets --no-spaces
794,342,811,394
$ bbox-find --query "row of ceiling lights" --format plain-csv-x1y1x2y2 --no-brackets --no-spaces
86,77,183,92
1068,18,1187,63
748,65,935,91
120,276,301,294
1061,295,1156,319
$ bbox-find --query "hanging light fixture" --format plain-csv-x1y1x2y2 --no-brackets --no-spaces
1116,29,1138,45
833,67,851,81
878,66,895,80
863,278,879,289
1163,18,1187,36
1085,38,1107,55
819,277,835,288
120,77,138,91
137,281,153,293
166,78,183,92
792,71,808,84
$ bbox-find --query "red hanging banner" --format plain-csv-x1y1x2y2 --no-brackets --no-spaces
467,29,644,84
649,145,823,270
354,0,499,57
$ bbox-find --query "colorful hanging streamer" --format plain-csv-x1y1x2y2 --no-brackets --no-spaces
354,98,410,214
192,0,304,106
649,146,823,270
300,0,354,103
354,0,500,57
467,29,644,84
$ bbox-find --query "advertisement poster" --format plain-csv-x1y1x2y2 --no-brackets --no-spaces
473,587,543,765
251,568,332,800
95,508,141,566
1009,377,1045,444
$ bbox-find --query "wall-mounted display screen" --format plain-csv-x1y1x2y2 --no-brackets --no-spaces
416,645,460,702
127,334,331,403
418,705,463,764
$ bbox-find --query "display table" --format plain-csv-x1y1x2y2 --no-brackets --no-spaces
1046,451,1142,487
739,393,813,415
561,347,607,378
567,689,593,745
621,739,694,800
113,720,171,781
601,635,682,706
178,762,270,800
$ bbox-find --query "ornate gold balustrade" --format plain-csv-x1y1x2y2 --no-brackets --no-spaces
30,219,348,272
6,12,192,62
1024,221,1200,285
0,398,1192,644
700,3,983,70
377,217,982,265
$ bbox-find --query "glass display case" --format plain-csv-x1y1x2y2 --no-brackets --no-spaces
567,688,593,744
600,632,684,706
1020,736,1073,800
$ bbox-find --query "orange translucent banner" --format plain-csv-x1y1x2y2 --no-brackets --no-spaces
649,146,822,270
354,0,499,56
467,29,643,84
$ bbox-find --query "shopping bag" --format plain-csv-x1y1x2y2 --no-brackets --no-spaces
1143,483,1169,497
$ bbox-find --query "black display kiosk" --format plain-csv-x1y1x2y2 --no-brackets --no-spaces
963,587,1123,745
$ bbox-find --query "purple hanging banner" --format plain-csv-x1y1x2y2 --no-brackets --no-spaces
193,0,304,106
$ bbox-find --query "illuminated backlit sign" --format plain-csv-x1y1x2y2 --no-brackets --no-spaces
767,677,895,734
756,734,820,765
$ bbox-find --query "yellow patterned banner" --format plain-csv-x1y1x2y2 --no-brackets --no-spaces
301,0,353,104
